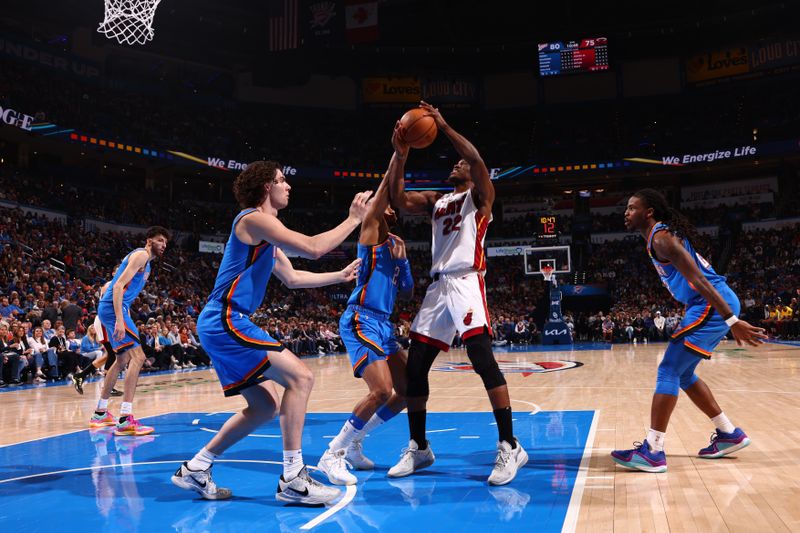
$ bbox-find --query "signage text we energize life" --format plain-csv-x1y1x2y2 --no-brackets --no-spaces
662,145,757,165
207,157,297,176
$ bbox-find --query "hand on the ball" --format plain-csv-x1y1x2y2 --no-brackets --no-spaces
388,233,407,260
420,101,447,129
340,258,362,282
392,121,410,157
348,191,374,222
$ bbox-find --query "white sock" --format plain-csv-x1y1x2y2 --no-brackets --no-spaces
646,428,666,452
97,398,109,411
358,414,385,439
120,402,133,416
329,416,365,451
711,412,736,434
283,449,304,480
187,447,217,471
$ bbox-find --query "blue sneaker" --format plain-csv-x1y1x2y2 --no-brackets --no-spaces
611,440,667,473
698,428,751,459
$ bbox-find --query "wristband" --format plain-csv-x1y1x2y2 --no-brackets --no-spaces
725,315,739,327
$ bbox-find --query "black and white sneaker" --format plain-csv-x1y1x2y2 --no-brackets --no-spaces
71,374,84,395
276,466,341,505
171,462,232,500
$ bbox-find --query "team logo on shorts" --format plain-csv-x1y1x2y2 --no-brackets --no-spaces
433,360,583,377
463,309,473,325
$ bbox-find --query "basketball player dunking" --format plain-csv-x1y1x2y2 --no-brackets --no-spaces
172,161,372,504
612,189,767,472
317,124,414,486
387,102,528,486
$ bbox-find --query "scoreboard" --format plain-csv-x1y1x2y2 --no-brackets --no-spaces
536,215,560,242
538,37,609,76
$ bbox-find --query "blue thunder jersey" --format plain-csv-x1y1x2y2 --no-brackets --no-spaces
646,222,728,305
100,248,151,307
347,239,402,315
207,209,276,315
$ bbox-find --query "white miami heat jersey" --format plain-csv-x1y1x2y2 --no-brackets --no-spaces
430,190,491,276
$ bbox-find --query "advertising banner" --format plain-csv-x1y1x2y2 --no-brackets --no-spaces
749,36,800,72
422,77,478,106
199,241,225,254
685,45,749,83
362,77,422,104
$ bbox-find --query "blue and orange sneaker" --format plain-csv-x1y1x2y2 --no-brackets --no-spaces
114,415,155,436
611,440,667,473
698,428,751,459
89,411,117,428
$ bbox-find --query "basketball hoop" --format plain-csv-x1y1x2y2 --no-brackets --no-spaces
541,265,554,282
98,0,162,45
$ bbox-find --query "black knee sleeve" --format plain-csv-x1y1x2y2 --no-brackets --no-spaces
465,333,506,390
102,341,117,370
406,340,439,397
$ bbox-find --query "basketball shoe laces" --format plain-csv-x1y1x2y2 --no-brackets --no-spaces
494,446,512,469
332,448,353,471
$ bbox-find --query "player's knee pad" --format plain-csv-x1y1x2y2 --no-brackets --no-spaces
465,333,506,390
405,340,439,398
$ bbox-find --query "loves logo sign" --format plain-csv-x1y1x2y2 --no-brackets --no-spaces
362,77,421,104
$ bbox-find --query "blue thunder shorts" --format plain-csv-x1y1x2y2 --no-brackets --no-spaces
670,285,741,359
97,302,140,353
340,305,400,378
198,300,285,397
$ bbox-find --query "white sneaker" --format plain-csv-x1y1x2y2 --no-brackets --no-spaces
276,466,341,504
487,438,528,486
387,439,435,478
316,448,357,485
171,462,232,500
346,440,374,470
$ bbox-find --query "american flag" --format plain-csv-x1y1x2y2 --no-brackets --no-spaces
268,0,299,51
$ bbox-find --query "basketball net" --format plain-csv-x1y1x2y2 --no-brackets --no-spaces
98,0,162,45
541,265,554,282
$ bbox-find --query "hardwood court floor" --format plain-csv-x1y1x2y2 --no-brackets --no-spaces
1,341,799,532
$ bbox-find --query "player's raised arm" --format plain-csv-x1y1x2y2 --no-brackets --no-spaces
360,124,410,244
652,232,767,346
419,101,494,209
387,127,440,215
272,248,361,289
241,191,372,260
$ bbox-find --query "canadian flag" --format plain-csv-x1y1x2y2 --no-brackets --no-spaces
345,0,378,43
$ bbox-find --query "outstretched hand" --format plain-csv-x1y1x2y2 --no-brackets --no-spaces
340,258,362,283
420,100,448,129
392,121,410,157
388,233,407,260
730,319,768,347
349,191,374,222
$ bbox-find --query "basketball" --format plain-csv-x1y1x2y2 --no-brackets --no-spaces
399,108,438,148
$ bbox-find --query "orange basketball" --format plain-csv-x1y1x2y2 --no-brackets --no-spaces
399,108,438,149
